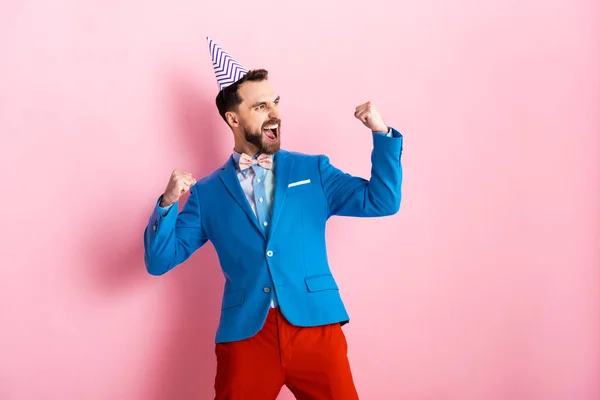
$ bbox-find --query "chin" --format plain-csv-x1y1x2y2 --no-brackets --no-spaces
260,132,280,154
263,143,280,154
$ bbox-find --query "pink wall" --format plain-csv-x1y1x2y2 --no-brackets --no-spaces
1,0,599,399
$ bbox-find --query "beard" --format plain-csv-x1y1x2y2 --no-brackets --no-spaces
243,118,281,155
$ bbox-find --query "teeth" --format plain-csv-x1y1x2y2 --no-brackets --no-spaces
263,124,279,130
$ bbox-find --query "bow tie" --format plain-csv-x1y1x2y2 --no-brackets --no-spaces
238,153,273,171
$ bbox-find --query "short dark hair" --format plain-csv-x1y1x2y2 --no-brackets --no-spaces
215,69,269,123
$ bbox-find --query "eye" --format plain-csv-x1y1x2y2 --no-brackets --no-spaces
255,104,265,110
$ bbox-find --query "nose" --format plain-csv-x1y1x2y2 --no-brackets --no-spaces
268,104,280,120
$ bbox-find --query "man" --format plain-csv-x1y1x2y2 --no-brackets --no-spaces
143,37,404,399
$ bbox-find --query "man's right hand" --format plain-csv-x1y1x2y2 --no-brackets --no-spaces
160,170,196,207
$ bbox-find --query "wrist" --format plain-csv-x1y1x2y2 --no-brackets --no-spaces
372,126,389,134
159,194,176,208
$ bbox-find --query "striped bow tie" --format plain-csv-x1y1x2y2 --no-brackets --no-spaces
238,153,273,171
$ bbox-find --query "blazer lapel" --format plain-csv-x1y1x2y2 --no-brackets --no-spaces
219,156,264,236
269,150,293,235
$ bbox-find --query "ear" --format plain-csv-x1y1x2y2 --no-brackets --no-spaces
225,111,239,128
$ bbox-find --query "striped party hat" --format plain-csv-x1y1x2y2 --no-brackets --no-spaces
207,37,249,90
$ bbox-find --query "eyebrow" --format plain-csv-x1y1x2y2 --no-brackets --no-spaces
251,96,280,108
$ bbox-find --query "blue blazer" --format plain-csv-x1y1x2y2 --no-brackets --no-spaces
144,129,403,343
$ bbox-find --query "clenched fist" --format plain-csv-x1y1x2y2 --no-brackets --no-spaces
160,170,196,207
354,101,388,133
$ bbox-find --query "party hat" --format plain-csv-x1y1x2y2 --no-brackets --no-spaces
207,37,249,90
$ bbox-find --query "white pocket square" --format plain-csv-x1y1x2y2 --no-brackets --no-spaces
288,179,311,188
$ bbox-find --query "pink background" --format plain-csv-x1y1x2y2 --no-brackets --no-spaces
1,0,599,399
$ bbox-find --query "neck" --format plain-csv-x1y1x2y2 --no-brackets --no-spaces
232,130,260,156
233,140,260,156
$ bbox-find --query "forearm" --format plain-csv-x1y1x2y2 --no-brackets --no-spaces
143,189,208,275
366,128,403,214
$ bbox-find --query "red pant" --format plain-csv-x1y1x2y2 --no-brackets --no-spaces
214,308,359,399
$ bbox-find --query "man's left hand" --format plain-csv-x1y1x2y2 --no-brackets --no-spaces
354,101,388,133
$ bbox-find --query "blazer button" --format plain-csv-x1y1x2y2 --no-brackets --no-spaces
263,287,271,293
266,250,273,257
153,221,158,232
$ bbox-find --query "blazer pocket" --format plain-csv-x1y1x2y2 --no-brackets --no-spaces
221,289,244,310
305,274,339,292
287,179,312,194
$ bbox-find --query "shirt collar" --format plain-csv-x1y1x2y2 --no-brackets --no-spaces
232,150,242,165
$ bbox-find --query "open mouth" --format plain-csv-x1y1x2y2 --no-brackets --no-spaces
262,123,279,142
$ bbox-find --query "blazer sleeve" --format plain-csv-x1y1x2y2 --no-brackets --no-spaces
318,128,403,218
143,184,209,275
